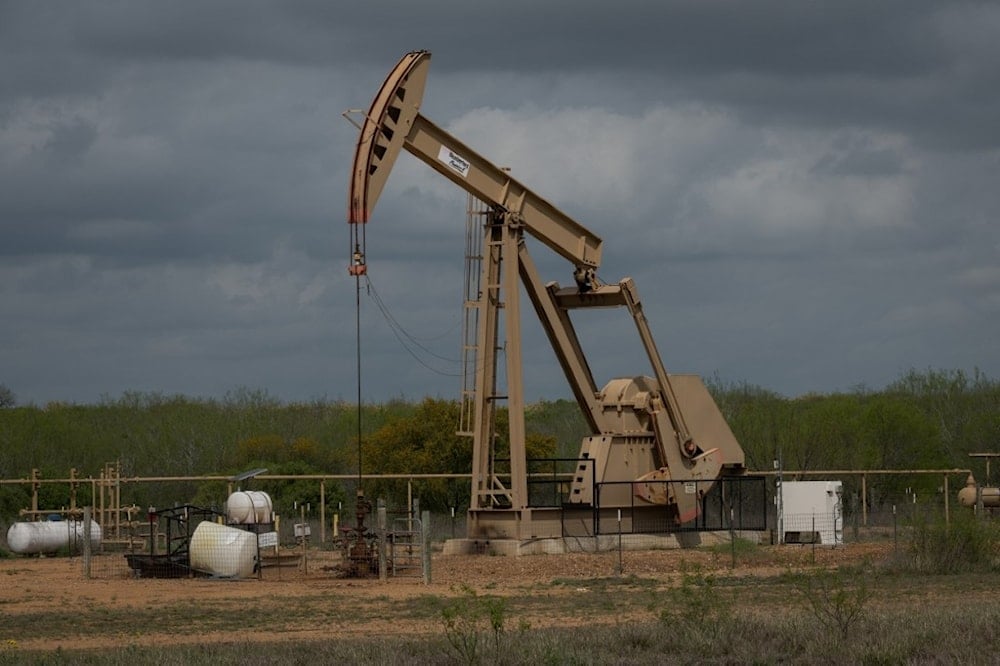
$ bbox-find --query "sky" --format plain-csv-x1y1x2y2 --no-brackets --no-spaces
1,1,998,407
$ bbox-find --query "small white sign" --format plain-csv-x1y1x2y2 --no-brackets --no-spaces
684,482,697,495
294,523,311,538
257,531,278,548
438,145,471,177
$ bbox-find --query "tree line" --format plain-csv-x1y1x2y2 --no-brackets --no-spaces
0,368,997,520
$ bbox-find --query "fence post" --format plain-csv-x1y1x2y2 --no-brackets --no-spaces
616,508,623,575
377,500,387,582
943,474,950,528
82,506,92,579
300,504,307,574
729,506,736,569
862,473,868,527
594,483,601,537
851,492,859,542
892,504,897,552
320,480,326,545
421,510,431,585
811,512,816,564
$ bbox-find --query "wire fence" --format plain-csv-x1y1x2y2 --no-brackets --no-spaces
0,468,979,578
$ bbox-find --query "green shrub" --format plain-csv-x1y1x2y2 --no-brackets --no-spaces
788,565,873,640
905,511,1000,574
440,584,525,665
658,566,732,644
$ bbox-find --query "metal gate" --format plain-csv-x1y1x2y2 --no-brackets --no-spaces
389,516,424,578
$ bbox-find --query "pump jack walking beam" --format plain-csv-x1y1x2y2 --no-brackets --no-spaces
349,51,602,269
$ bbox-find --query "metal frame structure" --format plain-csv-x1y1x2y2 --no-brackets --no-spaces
124,505,227,578
347,51,748,540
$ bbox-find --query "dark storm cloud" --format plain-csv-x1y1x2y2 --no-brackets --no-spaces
0,1,997,405
411,1,997,153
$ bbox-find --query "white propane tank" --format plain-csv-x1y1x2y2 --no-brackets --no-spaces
6,520,102,555
225,491,273,524
188,521,257,578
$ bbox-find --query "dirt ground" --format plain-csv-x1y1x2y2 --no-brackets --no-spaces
0,541,897,653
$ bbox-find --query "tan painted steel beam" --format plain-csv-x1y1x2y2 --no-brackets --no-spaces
553,278,694,457
469,217,504,510
551,285,628,309
618,278,693,453
503,224,528,508
404,114,602,268
348,52,602,268
517,243,605,434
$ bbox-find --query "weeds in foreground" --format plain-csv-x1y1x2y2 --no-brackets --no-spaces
788,566,873,639
658,565,732,644
6,579,1000,664
904,511,1000,574
440,584,528,665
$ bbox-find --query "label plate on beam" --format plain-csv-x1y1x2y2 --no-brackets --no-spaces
438,145,471,177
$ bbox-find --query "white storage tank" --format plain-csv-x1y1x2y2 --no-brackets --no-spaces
225,491,273,525
6,519,102,555
188,521,257,578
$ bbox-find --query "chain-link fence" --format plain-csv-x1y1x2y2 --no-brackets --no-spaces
766,471,972,544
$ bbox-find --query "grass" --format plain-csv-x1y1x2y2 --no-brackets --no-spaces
5,522,1000,664
901,511,1000,574
5,570,1000,664
4,602,1000,665
786,565,874,640
706,535,761,559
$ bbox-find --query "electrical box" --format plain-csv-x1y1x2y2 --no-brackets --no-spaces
778,480,843,545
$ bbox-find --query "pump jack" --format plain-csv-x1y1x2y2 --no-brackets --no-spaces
348,51,745,542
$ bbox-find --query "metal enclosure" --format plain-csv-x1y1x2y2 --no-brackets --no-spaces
779,481,844,545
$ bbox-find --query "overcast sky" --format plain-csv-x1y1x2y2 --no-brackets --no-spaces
2,1,998,407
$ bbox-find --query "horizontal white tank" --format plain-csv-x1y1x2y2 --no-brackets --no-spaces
226,491,273,524
188,521,257,578
6,520,102,555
